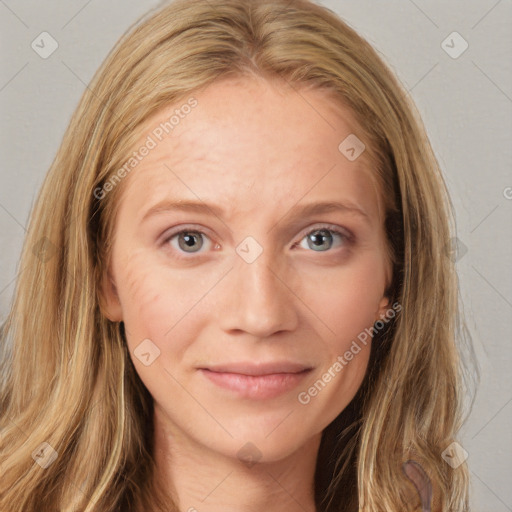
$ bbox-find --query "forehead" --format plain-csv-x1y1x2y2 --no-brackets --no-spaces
116,77,383,223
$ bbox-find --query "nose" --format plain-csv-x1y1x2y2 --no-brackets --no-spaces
218,247,299,339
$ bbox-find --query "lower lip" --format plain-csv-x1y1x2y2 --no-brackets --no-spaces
200,369,311,400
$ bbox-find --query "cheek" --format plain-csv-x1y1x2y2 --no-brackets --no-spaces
295,267,381,426
115,254,212,361
300,256,386,352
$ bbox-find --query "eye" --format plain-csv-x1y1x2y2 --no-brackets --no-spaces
161,223,353,258
163,228,213,255
296,225,352,252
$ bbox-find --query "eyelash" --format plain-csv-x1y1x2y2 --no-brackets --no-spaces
161,223,354,260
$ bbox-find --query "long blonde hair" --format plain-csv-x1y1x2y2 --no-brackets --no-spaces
0,0,478,510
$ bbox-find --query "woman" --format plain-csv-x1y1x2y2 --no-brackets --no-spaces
0,0,476,510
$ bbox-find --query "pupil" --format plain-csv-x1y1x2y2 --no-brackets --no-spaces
310,230,332,250
181,232,202,252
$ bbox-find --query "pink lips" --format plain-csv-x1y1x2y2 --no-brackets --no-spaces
199,362,312,400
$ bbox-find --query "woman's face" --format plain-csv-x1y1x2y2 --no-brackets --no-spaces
101,76,392,463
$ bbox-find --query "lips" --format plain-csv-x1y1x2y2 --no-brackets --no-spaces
198,361,313,400
203,361,312,376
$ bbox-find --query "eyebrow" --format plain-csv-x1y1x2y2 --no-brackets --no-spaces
140,198,371,226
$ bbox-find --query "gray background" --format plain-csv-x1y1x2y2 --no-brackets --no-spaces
0,1,511,510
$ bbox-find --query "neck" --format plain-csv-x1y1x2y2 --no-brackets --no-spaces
152,404,320,512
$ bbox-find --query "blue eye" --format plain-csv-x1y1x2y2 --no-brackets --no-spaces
297,226,351,252
162,224,352,259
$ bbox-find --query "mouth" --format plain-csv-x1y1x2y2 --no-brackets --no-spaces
198,362,313,400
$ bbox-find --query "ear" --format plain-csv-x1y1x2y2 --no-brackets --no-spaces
375,294,391,323
376,255,394,322
98,269,123,322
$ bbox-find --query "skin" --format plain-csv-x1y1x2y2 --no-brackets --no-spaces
101,75,392,512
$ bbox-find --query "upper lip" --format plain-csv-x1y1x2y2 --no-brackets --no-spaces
200,362,312,376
